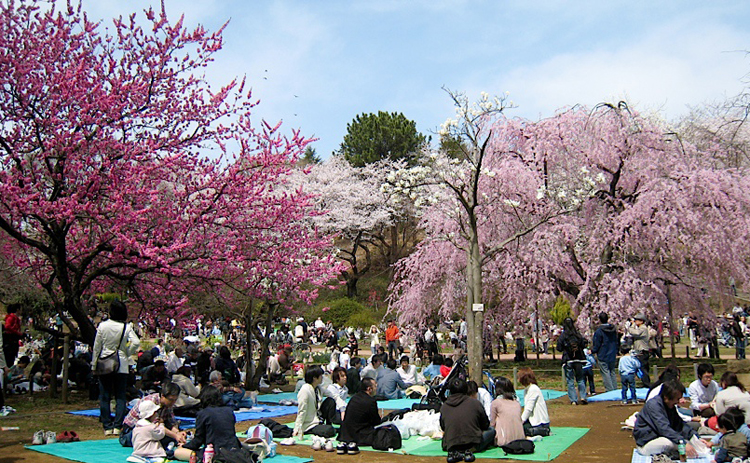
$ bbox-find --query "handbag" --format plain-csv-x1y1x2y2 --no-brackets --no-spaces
95,322,126,376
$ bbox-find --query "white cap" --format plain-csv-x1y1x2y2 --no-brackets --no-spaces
139,401,160,420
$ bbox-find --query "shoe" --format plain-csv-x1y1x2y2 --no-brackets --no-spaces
580,399,588,405
32,430,45,445
347,442,360,455
311,437,323,451
570,401,578,405
69,431,80,442
57,431,72,443
336,442,348,455
112,428,121,436
45,431,57,444
446,451,463,463
126,456,148,463
464,450,476,463
325,440,335,452
280,437,296,446
105,428,114,436
622,400,628,404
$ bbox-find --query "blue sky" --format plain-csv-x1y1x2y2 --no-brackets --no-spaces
89,1,750,159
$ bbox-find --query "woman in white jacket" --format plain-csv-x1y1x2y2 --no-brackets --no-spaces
518,367,550,437
92,300,140,435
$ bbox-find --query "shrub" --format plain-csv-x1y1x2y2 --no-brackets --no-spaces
346,311,378,329
310,298,367,328
549,295,572,326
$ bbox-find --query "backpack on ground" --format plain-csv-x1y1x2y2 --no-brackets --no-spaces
371,424,402,450
500,439,535,455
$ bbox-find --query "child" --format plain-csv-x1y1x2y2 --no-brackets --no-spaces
582,348,597,395
618,349,640,404
713,412,747,463
127,401,168,463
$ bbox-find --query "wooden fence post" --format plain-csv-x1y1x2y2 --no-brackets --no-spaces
62,334,70,404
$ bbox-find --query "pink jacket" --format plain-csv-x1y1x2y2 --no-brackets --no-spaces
131,420,167,458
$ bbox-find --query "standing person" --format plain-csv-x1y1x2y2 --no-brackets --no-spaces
385,320,400,361
619,349,640,404
557,317,588,405
92,300,140,435
368,325,380,356
627,313,651,388
3,303,22,367
731,315,746,360
489,377,525,447
439,377,494,463
592,312,619,392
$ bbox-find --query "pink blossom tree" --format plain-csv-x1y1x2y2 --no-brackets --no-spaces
0,1,335,344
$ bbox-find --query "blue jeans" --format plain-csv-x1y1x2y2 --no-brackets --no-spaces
565,364,587,403
599,360,618,392
621,373,636,402
736,337,746,359
98,372,128,430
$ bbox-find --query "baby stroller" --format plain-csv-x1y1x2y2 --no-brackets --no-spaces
414,356,495,411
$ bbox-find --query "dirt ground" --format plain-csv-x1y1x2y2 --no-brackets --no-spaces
0,393,641,463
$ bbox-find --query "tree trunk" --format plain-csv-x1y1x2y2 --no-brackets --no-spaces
346,277,358,298
64,295,97,345
666,284,676,359
244,303,255,390
249,303,276,390
466,231,483,383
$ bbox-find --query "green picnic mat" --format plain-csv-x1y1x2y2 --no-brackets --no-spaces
26,438,313,463
254,426,588,461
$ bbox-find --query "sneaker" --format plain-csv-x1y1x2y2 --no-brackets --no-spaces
570,401,578,405
126,456,148,463
324,440,335,452
621,400,628,404
464,450,476,463
347,442,360,455
446,451,463,463
45,431,57,444
105,428,114,436
580,399,588,405
336,442,348,455
279,437,296,446
311,437,323,451
32,430,46,445
112,428,121,436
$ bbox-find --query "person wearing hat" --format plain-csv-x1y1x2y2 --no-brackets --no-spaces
339,346,352,370
628,313,651,388
128,401,169,463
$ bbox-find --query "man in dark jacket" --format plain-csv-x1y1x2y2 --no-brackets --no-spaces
633,380,697,457
592,312,619,392
338,377,381,453
346,357,362,395
439,377,494,463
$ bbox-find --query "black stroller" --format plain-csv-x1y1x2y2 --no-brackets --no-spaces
413,356,495,411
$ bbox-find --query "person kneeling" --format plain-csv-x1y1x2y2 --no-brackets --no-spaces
440,377,495,463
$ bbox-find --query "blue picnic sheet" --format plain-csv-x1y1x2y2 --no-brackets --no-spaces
586,388,650,402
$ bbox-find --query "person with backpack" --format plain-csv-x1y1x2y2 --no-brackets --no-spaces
556,317,588,405
440,377,494,463
591,312,619,392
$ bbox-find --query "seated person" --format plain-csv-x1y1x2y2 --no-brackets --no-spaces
633,380,698,457
292,366,338,438
707,407,750,451
467,380,492,419
208,371,254,409
136,351,154,377
712,410,748,463
440,358,454,378
489,377,525,447
422,354,443,382
327,367,348,420
175,386,242,462
165,347,184,374
337,377,381,453
714,372,750,423
267,346,293,385
213,346,241,385
171,366,201,417
128,401,171,463
346,357,362,395
518,367,550,437
339,347,352,371
376,359,407,400
396,356,420,387
688,363,719,418
120,383,186,449
360,356,383,380
141,360,168,393
440,377,494,463
5,355,30,390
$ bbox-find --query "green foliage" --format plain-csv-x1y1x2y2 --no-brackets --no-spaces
308,297,367,327
549,295,572,325
299,146,322,166
439,133,469,160
346,311,378,329
311,351,331,364
97,292,124,303
340,111,428,167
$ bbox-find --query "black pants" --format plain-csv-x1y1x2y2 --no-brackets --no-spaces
635,352,651,388
3,333,20,367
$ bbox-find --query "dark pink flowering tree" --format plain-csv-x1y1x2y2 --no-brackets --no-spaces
0,1,335,344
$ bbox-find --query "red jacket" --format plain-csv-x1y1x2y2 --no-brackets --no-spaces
4,313,21,337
